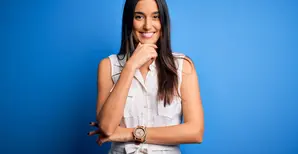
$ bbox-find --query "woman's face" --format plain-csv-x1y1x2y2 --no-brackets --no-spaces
133,0,161,44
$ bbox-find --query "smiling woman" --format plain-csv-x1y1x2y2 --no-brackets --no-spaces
133,0,161,44
88,0,204,153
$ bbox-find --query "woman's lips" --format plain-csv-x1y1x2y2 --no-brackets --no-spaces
141,32,155,38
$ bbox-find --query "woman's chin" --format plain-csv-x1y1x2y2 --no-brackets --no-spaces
139,39,157,44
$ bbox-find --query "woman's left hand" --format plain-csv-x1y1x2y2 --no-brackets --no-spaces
88,122,133,146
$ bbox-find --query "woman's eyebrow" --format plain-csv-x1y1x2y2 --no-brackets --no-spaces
134,11,145,15
152,11,159,15
134,11,160,15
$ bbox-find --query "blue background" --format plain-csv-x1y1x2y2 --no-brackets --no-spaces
1,0,297,154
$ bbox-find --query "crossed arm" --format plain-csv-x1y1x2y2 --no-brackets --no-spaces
89,57,204,145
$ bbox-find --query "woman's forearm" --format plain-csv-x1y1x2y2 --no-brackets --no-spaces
126,123,203,145
98,63,136,136
146,123,203,145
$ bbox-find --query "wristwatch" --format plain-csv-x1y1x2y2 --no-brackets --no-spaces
133,125,147,143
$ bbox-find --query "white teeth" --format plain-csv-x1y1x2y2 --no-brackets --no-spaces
141,32,154,38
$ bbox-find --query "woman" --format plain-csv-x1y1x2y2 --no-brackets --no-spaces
88,0,204,153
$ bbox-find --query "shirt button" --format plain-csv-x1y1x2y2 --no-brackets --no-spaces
141,148,148,153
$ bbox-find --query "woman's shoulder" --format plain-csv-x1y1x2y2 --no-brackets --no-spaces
106,53,119,59
172,52,193,63
172,52,186,58
172,52,195,73
98,54,119,69
103,53,127,68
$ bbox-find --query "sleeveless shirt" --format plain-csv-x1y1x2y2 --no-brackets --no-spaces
108,52,185,154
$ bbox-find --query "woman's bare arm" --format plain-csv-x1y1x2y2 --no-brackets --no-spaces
96,57,136,136
148,58,204,144
124,58,204,144
97,44,157,136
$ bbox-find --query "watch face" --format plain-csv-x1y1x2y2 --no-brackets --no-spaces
135,128,145,137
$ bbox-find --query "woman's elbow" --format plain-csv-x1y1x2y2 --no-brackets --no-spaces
99,124,115,137
195,134,203,144
97,115,114,136
194,129,204,144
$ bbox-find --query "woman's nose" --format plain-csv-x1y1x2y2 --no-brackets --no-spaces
143,18,153,30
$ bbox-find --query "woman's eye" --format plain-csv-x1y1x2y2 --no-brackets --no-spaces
135,15,143,20
153,15,160,19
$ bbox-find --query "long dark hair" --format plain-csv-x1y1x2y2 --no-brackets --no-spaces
118,0,179,106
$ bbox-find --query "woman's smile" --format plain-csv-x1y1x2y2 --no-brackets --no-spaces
140,32,155,39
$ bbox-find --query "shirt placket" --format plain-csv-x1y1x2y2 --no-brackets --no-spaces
140,65,155,154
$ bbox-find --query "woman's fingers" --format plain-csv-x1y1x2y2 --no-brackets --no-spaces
88,121,109,146
143,43,158,49
89,121,98,127
88,129,101,136
96,135,108,146
137,42,142,47
151,50,158,57
96,135,102,146
88,121,106,136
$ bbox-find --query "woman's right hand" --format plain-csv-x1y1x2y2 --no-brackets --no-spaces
126,43,158,70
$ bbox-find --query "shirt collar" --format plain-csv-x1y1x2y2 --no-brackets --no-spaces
113,54,127,67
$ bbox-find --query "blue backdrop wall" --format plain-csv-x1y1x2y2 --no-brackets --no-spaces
1,0,298,154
